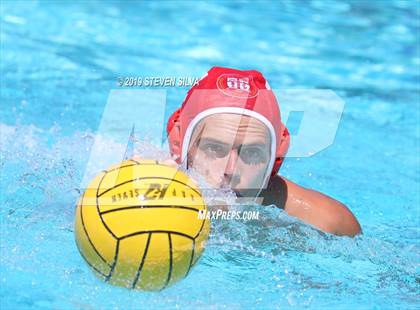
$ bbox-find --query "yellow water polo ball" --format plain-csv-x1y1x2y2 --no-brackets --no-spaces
74,159,210,291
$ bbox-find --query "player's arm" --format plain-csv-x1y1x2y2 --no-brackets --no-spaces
281,177,362,237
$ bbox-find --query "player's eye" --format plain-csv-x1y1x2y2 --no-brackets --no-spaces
239,146,268,165
198,142,229,158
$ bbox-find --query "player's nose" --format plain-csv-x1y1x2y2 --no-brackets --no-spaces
222,150,241,187
224,149,239,175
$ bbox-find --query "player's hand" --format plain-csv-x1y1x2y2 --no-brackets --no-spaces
131,156,178,168
160,158,178,168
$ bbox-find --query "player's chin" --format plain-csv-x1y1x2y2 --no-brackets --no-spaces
230,186,247,198
234,191,243,197
234,187,261,199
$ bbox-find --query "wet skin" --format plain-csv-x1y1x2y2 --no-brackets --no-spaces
136,113,361,236
183,113,360,236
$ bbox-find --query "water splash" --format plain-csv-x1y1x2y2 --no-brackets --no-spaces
1,124,418,309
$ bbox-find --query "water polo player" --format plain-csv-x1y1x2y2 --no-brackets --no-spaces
165,67,361,236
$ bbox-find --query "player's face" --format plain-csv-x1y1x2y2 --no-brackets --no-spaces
187,113,271,197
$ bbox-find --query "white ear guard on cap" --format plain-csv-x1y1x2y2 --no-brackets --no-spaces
179,107,277,196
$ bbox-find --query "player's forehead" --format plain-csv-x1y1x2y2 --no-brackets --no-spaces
190,113,270,145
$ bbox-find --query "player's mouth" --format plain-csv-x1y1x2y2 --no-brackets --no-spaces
220,175,241,189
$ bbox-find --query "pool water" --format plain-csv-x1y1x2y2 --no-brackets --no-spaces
1,1,419,309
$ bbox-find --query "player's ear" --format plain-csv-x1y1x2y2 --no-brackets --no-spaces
272,125,290,175
279,126,290,156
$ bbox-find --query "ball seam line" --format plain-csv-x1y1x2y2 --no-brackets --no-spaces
99,205,202,215
79,190,112,267
131,232,152,289
97,177,202,198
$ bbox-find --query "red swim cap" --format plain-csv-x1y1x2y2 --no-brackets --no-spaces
167,66,290,180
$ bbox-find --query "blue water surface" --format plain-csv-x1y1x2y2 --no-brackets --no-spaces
1,1,419,309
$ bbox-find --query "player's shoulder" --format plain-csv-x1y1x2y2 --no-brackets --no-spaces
280,177,362,236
